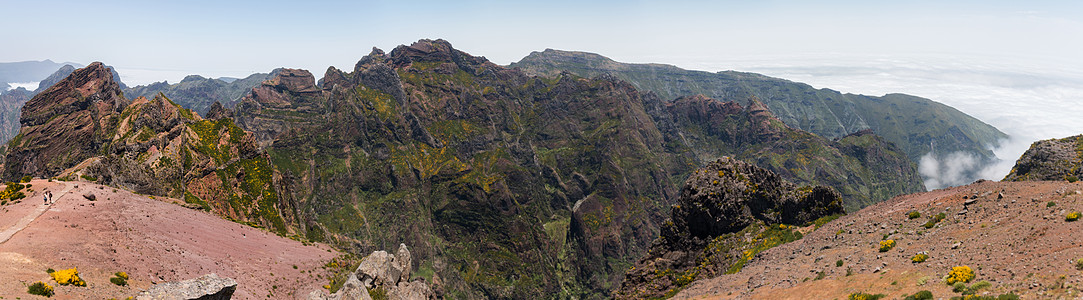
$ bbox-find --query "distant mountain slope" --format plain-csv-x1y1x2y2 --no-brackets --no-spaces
125,72,271,116
509,50,1008,171
0,60,83,87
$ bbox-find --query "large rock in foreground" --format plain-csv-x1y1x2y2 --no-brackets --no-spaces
615,157,845,299
1004,134,1082,182
311,244,434,300
136,273,237,300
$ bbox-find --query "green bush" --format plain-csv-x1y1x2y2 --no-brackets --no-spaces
952,282,967,293
1067,175,1079,183
28,281,54,297
1048,201,1057,207
20,175,32,183
1075,258,1083,270
110,276,127,286
907,210,921,219
904,290,933,300
836,259,844,267
848,292,886,300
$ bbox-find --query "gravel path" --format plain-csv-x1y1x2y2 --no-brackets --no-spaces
0,181,72,244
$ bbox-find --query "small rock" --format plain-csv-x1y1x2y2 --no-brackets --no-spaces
952,242,961,249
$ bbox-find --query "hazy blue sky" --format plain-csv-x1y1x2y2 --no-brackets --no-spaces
2,0,1081,84
3,0,1083,185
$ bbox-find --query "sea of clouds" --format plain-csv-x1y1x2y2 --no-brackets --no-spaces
4,82,39,91
678,54,1083,190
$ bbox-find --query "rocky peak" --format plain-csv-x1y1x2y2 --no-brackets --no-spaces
4,62,128,179
262,68,319,94
1004,134,1083,182
21,62,127,127
353,47,388,73
387,39,490,69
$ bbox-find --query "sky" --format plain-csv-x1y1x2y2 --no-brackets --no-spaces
2,0,1082,187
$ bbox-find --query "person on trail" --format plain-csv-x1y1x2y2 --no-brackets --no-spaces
47,190,54,205
43,189,49,205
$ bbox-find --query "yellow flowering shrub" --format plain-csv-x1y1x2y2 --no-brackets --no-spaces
50,267,86,286
946,265,975,285
1066,211,1080,222
912,253,929,263
878,240,895,252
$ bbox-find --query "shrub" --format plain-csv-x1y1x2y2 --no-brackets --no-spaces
28,281,54,297
1067,175,1079,183
946,265,975,285
836,259,844,267
924,213,946,229
1048,201,1057,207
50,267,86,286
879,240,896,252
912,253,929,263
848,292,886,300
1067,211,1081,222
1075,258,1083,270
110,276,127,286
904,290,933,300
952,281,967,292
908,210,921,219
965,281,992,295
110,271,129,286
20,175,32,183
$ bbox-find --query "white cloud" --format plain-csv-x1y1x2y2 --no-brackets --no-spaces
5,82,39,91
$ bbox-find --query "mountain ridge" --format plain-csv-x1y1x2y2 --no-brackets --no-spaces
510,49,1009,186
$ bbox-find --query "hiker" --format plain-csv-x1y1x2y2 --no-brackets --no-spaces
43,189,49,205
47,190,54,205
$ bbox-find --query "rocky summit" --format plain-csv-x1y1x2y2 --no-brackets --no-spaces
615,157,844,298
1004,134,1083,182
3,62,130,179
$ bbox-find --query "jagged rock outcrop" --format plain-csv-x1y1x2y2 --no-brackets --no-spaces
311,244,433,300
1004,134,1082,182
614,157,844,299
204,101,232,120
3,62,129,180
136,273,237,300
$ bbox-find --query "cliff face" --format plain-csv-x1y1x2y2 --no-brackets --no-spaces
3,62,129,179
615,157,844,298
1003,134,1083,182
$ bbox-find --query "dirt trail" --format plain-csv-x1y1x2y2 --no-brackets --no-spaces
0,180,340,299
0,181,72,244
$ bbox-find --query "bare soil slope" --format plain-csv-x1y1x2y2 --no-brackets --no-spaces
0,179,339,299
677,180,1083,299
